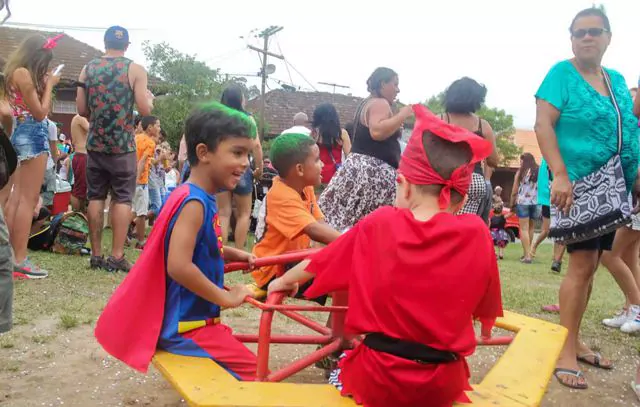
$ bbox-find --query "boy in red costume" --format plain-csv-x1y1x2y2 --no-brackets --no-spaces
95,104,258,380
268,105,503,407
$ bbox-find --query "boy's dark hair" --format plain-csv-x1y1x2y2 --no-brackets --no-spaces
184,108,251,166
570,7,610,33
270,133,316,177
134,114,142,128
141,116,158,131
415,131,472,205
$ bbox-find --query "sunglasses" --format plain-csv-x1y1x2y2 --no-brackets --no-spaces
572,27,608,39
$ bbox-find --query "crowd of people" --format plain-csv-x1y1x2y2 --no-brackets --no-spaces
1,5,640,406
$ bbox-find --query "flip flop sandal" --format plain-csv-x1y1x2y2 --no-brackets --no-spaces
554,368,588,390
631,381,640,402
542,304,560,313
577,352,614,370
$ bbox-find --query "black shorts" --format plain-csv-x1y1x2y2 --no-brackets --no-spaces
541,205,550,219
566,231,615,254
86,151,137,204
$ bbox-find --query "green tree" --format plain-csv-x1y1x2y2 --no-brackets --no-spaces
422,92,521,165
143,42,227,148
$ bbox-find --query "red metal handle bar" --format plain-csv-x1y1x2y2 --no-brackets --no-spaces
244,296,347,312
235,334,334,345
476,335,513,346
265,339,343,382
225,248,322,273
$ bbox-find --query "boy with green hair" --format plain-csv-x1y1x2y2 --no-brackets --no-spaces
251,132,341,296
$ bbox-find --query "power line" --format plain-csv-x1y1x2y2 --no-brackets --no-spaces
4,21,149,32
275,36,294,88
203,47,247,65
283,59,318,92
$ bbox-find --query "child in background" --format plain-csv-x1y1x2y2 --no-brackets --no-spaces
95,103,259,380
268,105,502,407
131,116,159,250
490,203,510,260
250,132,341,298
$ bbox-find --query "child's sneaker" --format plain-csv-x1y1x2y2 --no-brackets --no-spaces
90,255,106,270
620,305,640,334
105,255,132,273
551,261,562,273
13,258,48,279
602,308,629,328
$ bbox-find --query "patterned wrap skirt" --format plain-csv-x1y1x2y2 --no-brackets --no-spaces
318,153,396,232
457,173,489,218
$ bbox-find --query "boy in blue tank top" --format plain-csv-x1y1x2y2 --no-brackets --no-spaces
95,104,259,380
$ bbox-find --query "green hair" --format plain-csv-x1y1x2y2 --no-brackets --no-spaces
270,133,316,176
198,101,257,139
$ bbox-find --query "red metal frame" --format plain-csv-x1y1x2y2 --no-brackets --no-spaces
225,248,513,382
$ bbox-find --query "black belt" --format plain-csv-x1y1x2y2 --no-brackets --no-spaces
363,333,458,364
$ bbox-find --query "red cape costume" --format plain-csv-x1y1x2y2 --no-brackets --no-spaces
95,185,190,373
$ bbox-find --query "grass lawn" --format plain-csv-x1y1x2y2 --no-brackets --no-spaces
1,232,639,406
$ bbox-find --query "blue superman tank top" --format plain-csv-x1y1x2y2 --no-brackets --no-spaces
158,183,225,352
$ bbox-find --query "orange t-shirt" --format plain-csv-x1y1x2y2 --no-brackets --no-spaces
252,177,324,287
135,133,156,185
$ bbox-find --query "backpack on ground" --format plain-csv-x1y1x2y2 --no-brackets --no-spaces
28,211,89,255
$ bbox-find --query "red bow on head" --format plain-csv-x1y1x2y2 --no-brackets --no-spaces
398,104,493,209
42,34,64,50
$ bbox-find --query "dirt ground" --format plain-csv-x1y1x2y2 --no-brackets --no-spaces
1,306,639,407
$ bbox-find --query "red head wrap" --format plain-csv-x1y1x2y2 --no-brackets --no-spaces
398,104,493,209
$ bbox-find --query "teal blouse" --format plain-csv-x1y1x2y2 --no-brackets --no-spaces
535,60,639,195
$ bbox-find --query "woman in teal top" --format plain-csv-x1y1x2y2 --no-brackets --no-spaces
534,7,639,390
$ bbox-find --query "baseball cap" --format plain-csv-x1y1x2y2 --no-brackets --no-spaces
104,26,130,45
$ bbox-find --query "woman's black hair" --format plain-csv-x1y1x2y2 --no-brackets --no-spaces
366,67,397,97
570,7,611,33
517,152,539,185
444,77,487,114
312,103,341,148
220,83,246,113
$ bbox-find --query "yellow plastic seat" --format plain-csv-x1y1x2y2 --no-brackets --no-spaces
152,310,566,407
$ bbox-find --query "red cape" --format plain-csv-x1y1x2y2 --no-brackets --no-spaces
94,185,190,373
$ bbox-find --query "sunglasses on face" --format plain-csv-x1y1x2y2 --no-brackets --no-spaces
572,27,608,39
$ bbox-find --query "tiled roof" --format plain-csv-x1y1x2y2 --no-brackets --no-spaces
507,129,542,167
0,26,103,84
246,90,364,136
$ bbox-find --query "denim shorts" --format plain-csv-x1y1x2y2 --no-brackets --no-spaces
148,186,163,215
515,204,540,219
11,116,49,162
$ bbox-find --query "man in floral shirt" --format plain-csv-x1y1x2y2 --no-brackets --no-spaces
76,25,152,272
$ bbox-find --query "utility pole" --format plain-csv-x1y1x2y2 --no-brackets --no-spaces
318,81,350,94
248,26,284,139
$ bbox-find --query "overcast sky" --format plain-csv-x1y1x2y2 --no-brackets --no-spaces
7,0,639,128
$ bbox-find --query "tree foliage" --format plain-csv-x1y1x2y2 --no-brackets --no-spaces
143,42,256,148
423,92,522,165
